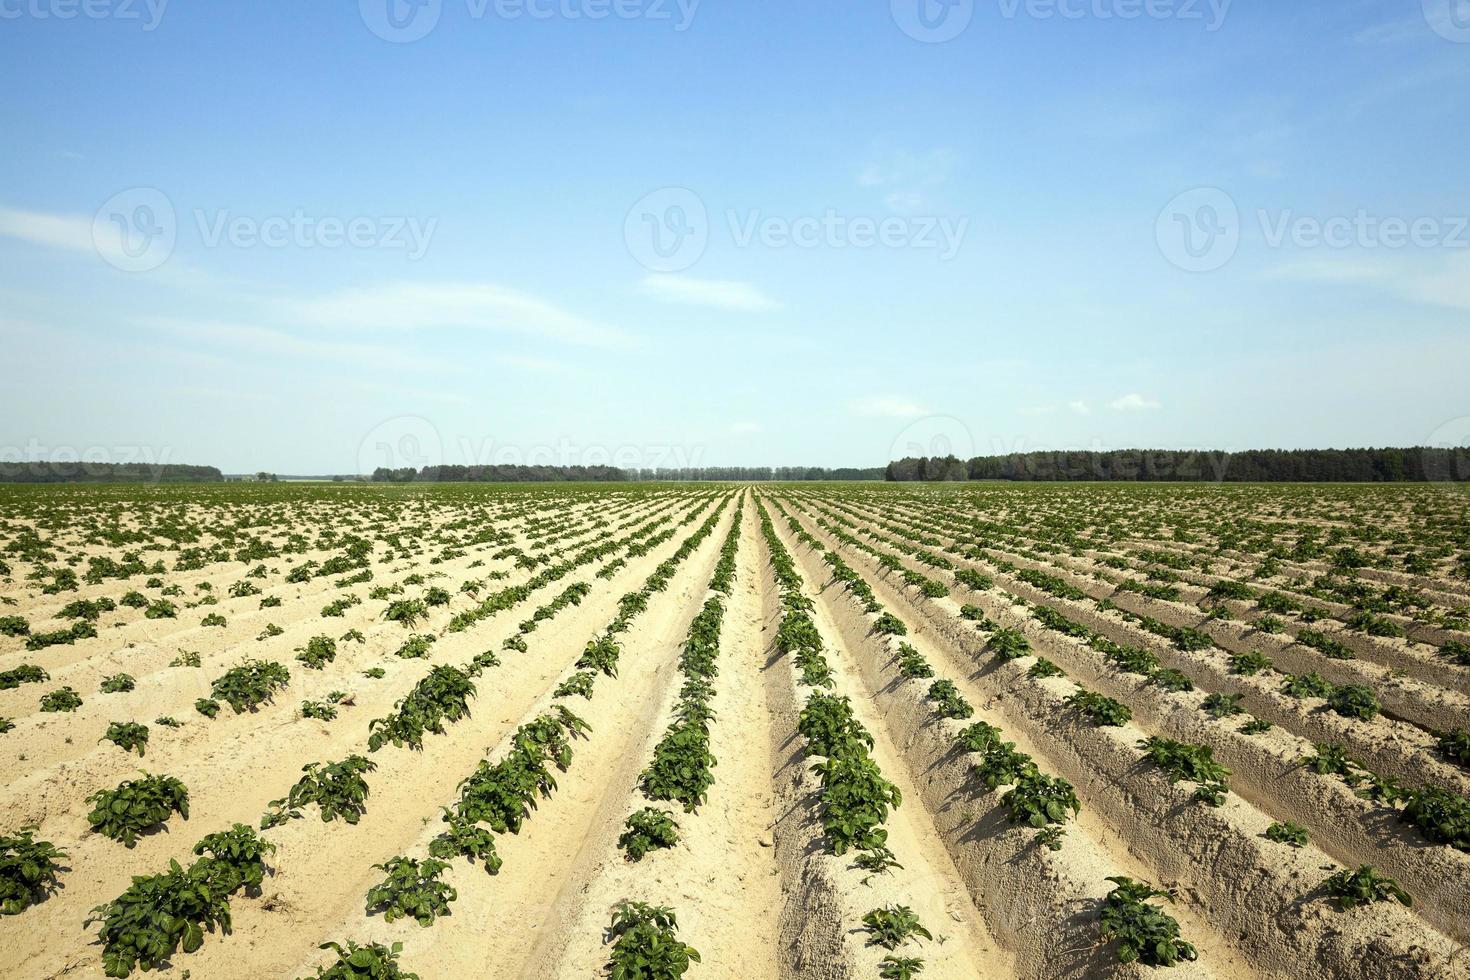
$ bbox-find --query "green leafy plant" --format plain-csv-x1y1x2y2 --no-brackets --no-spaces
1066,689,1131,726
1228,651,1273,675
1264,821,1308,847
427,808,501,874
879,956,926,979
40,686,83,712
100,673,136,694
1327,684,1381,722
295,635,338,670
86,857,232,977
926,679,973,720
861,905,933,950
1322,865,1411,910
1399,786,1470,850
365,856,456,927
618,807,680,861
1282,672,1335,700
1028,657,1064,679
604,901,700,979
1002,772,1081,830
210,660,290,713
86,773,190,847
1,826,68,914
267,756,376,826
299,940,420,980
1098,876,1198,967
101,721,149,756
1200,692,1244,719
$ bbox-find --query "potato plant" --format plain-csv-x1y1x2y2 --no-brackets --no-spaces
1,827,68,915
365,856,456,927
86,773,190,847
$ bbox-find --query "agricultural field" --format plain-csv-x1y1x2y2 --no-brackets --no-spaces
1,480,1468,979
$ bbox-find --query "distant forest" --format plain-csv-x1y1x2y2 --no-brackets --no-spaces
0,462,224,484
886,448,1470,483
625,467,885,482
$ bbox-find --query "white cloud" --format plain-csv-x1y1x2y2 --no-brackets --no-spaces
636,275,781,312
135,316,449,374
1271,253,1470,312
282,282,634,348
1109,393,1162,412
729,421,762,434
1068,400,1091,416
0,206,95,253
852,396,929,419
857,147,957,212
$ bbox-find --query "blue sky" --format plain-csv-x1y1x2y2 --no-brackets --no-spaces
2,0,1468,473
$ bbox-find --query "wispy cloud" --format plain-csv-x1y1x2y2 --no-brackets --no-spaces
729,421,762,434
1068,400,1091,416
1271,253,1470,312
0,206,96,254
1109,393,1162,412
136,316,450,373
281,282,635,348
852,396,929,419
636,275,781,312
857,147,957,213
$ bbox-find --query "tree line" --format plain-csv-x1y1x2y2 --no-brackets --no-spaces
886,448,1470,483
0,462,224,484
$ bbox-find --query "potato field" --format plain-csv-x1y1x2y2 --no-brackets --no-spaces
1,482,1468,979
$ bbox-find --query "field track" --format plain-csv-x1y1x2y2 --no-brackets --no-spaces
2,481,1468,978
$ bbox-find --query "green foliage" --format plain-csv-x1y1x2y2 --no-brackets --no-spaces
1028,657,1064,679
879,956,926,979
101,721,149,756
1322,866,1411,910
368,665,475,752
1228,651,1273,675
86,857,233,977
365,856,456,927
394,634,436,659
1265,821,1309,847
619,808,680,861
1066,689,1131,726
1098,876,1198,967
0,826,67,915
40,686,83,712
989,628,1030,660
1399,786,1470,851
604,901,700,980
100,673,136,694
0,663,49,689
894,642,934,679
1200,692,1244,719
295,635,338,670
926,679,973,720
299,940,420,980
1150,668,1194,693
639,724,716,812
1438,728,1470,767
1002,772,1081,829
873,611,908,636
210,660,290,713
195,697,220,718
1327,684,1380,722
427,808,502,874
86,773,190,847
861,905,933,950
383,598,428,628
1282,672,1335,700
1139,737,1229,804
268,756,376,826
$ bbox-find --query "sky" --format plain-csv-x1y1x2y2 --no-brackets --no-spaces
2,0,1468,474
